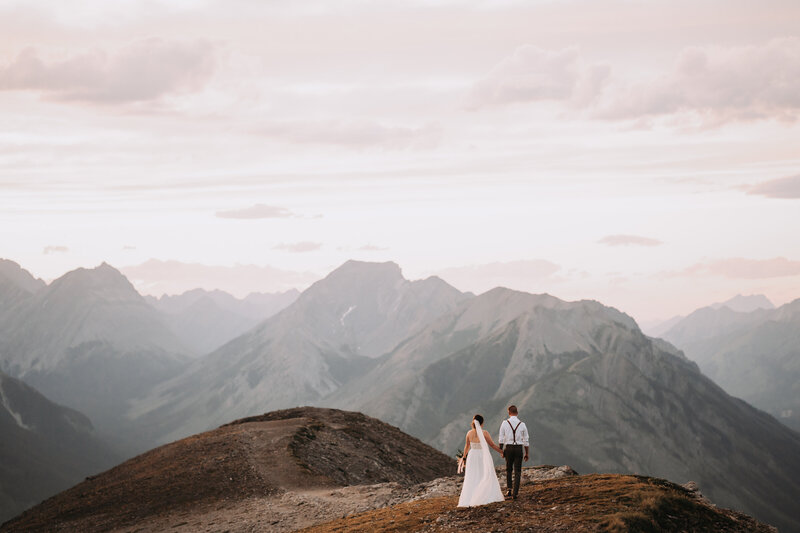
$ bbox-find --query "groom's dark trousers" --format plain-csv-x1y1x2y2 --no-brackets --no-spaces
504,444,523,497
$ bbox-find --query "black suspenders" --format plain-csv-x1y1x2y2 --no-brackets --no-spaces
506,419,522,444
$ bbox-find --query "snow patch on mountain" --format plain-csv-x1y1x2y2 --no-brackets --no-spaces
340,305,356,325
0,381,31,430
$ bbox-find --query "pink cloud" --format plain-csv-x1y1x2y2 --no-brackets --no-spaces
598,37,800,124
0,38,215,104
681,257,800,279
216,204,297,220
748,174,800,199
42,245,69,254
255,119,442,150
467,45,610,109
272,242,322,253
598,235,663,247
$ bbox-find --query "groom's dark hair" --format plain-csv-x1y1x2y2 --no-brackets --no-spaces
473,414,484,426
508,405,518,415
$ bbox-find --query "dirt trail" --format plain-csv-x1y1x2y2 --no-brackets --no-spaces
112,466,575,532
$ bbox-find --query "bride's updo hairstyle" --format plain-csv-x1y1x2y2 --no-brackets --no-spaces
473,414,484,426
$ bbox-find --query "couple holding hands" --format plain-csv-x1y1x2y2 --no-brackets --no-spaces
457,405,530,507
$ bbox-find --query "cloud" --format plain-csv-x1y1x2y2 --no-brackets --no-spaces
255,119,443,150
679,257,800,279
598,37,800,124
468,45,611,109
598,235,663,247
471,38,800,125
0,38,215,104
216,204,297,219
436,259,561,294
272,241,322,253
358,244,388,252
748,174,800,199
42,245,69,254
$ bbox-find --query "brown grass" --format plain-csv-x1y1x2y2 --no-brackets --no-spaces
301,474,775,533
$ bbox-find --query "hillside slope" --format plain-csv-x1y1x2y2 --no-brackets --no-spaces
1,407,454,533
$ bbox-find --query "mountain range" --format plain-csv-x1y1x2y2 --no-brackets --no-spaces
128,261,470,443
1,258,799,531
125,261,800,531
0,262,190,453
659,295,800,433
145,288,300,354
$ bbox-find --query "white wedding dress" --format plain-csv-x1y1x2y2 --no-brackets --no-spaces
457,420,504,507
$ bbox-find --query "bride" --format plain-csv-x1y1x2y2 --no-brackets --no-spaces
457,414,505,507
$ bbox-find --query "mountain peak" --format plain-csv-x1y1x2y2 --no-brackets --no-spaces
51,263,138,295
331,259,403,278
710,294,775,313
0,258,46,294
300,260,406,300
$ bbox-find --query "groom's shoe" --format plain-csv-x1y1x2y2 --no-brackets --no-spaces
506,490,512,498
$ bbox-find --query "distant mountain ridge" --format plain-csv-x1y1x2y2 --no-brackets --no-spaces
0,263,190,453
660,296,800,433
0,260,45,296
643,294,775,338
710,293,775,312
146,288,300,354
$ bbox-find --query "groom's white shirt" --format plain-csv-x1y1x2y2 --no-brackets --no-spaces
498,415,529,446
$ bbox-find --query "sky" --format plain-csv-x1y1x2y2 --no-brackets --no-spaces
1,0,799,324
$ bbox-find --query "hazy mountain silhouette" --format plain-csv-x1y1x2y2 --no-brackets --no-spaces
662,297,800,432
146,288,300,354
0,371,119,524
0,260,45,330
0,263,190,453
643,294,775,338
710,294,775,313
128,261,470,444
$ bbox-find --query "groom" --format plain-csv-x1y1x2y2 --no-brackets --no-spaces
498,405,529,500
